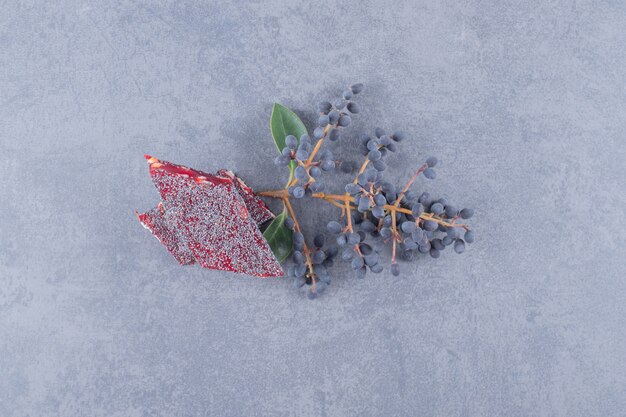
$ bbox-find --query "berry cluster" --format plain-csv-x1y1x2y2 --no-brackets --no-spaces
259,83,475,298
274,84,363,200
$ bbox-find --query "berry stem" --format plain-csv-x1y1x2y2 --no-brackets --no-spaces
258,189,290,198
393,163,428,207
391,213,398,263
305,123,332,166
344,193,354,232
353,159,371,184
285,167,294,189
282,197,316,288
324,198,347,211
288,124,334,188
313,193,351,202
257,191,469,229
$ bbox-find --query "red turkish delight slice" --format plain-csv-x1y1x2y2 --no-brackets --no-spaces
217,169,274,225
143,155,283,278
137,203,195,265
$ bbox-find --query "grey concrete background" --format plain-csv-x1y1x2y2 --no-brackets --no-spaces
1,1,625,416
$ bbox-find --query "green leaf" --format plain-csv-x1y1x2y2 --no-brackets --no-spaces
262,209,293,263
270,103,308,172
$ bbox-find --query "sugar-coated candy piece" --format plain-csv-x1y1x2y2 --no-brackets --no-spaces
141,155,283,278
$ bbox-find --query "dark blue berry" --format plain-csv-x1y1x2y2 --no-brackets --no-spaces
295,165,308,181
321,160,335,171
355,266,367,279
292,251,305,265
295,149,309,161
401,221,417,233
424,220,438,231
411,203,424,217
333,99,346,110
372,206,385,218
404,239,418,251
292,186,305,199
374,194,387,206
327,221,343,234
285,135,298,149
368,149,382,161
317,101,332,113
364,253,379,266
347,102,360,113
432,238,444,251
445,206,458,217
350,83,364,94
359,243,373,255
309,181,324,192
380,227,392,239
418,192,431,206
309,166,321,178
424,168,436,179
411,228,424,243
425,156,438,167
446,227,460,239
373,159,386,171
313,127,325,139
348,232,360,245
391,131,406,141
367,139,379,151
342,249,354,261
351,256,364,269
326,245,339,258
360,219,376,232
358,198,371,213
430,203,444,215
313,251,326,264
460,208,474,219
454,239,466,254
299,134,311,146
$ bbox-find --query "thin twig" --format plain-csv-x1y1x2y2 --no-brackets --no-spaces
393,163,428,208
282,198,316,288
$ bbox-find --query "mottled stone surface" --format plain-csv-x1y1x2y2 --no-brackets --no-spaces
1,1,625,416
